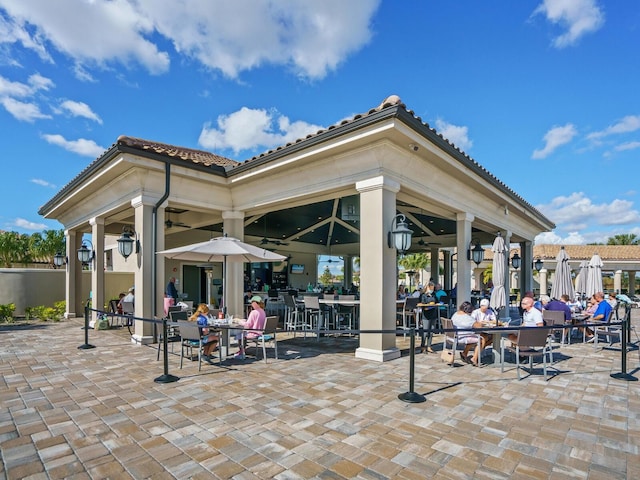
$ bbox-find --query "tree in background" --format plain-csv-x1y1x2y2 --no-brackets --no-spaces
398,253,429,287
30,230,66,267
319,265,334,286
0,229,64,268
607,234,639,245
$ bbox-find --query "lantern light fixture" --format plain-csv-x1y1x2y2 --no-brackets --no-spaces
77,239,95,265
511,252,521,270
117,226,139,259
388,214,413,255
53,252,67,268
467,240,484,266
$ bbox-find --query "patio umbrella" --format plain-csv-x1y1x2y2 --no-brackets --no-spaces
550,246,575,300
575,260,588,299
489,234,506,313
585,252,604,298
157,235,286,313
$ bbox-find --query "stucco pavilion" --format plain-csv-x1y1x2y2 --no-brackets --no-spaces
39,94,554,362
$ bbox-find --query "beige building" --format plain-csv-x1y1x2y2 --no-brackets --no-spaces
39,95,554,362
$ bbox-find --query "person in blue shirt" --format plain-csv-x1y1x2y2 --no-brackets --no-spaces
189,303,218,364
585,291,612,341
166,277,178,302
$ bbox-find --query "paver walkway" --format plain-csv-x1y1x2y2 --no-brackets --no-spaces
1,312,639,479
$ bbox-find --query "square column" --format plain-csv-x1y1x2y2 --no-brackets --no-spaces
90,217,105,322
130,195,158,345
430,247,439,284
455,212,474,309
355,176,401,362
222,211,245,318
64,230,82,318
520,241,533,295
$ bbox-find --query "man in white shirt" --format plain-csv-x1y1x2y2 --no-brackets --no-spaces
471,299,496,323
508,296,543,344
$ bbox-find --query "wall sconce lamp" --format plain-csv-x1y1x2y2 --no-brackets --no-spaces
117,226,139,260
53,252,67,268
533,258,544,272
467,240,484,266
511,253,521,270
388,214,413,255
77,239,95,265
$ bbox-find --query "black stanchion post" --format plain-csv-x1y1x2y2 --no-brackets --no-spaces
78,303,96,350
154,316,180,384
398,327,426,403
610,310,637,382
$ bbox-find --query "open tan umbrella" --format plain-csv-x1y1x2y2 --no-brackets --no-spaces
489,234,506,312
157,235,286,312
550,246,574,300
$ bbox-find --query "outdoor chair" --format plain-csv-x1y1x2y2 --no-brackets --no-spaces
283,293,304,334
543,309,570,346
441,317,481,367
245,315,279,363
303,296,325,337
593,310,620,349
501,327,554,380
336,295,356,333
397,296,420,338
120,301,134,334
178,321,219,371
156,310,188,360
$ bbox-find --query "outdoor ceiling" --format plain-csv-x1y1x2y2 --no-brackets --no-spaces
174,197,467,253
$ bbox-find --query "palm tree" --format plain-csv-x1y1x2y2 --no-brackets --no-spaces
607,233,640,245
30,229,65,267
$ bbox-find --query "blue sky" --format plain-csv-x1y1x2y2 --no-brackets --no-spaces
1,0,639,246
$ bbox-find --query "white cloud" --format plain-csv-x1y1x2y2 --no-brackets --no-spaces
198,107,323,154
41,133,105,157
531,123,577,159
615,141,640,152
534,231,586,245
434,119,473,152
0,72,53,97
31,178,56,188
0,97,51,122
0,0,380,80
59,100,102,124
532,0,604,48
587,115,640,141
536,192,640,234
0,0,170,75
14,217,47,230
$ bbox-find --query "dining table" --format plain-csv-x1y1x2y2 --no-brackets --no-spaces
207,317,246,360
318,298,360,333
479,320,517,366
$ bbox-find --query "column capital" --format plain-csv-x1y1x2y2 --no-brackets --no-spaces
356,176,400,194
89,216,105,226
456,212,475,222
222,210,245,220
131,194,163,209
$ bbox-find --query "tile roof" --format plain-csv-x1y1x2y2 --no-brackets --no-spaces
116,135,239,168
484,244,640,261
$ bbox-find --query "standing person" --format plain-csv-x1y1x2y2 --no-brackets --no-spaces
166,277,178,302
234,296,267,360
189,304,218,364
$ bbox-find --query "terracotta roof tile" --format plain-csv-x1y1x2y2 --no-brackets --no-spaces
484,244,640,261
117,135,238,168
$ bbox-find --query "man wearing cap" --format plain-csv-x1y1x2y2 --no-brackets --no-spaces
118,287,135,311
411,285,423,298
470,298,496,353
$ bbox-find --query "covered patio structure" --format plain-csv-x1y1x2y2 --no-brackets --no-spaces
39,94,554,362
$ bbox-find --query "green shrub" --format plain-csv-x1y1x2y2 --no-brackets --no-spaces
0,303,16,322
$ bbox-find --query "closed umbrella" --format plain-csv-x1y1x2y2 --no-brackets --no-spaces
575,260,588,299
585,253,604,298
550,246,575,300
489,234,506,313
157,235,286,313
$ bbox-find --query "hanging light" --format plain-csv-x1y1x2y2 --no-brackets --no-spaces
53,252,67,268
534,258,543,272
388,214,413,255
511,252,521,270
77,239,94,264
467,240,484,266
117,226,139,259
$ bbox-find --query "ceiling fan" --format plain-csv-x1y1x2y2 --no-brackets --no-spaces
165,213,191,229
417,237,441,247
260,237,289,246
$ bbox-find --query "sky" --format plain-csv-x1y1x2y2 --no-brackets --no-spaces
1,0,639,247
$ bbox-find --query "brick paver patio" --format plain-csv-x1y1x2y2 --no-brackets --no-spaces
1,312,639,479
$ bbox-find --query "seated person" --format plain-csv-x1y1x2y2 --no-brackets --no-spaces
508,297,544,344
397,285,407,300
585,291,612,340
452,301,481,367
434,284,447,302
607,292,618,310
189,304,219,364
566,296,582,313
233,295,267,360
470,298,496,350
